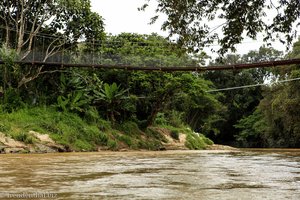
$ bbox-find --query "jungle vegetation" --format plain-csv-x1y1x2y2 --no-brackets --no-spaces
0,0,300,150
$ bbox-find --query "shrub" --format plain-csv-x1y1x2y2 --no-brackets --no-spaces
118,121,140,136
107,139,118,150
138,139,163,150
154,112,168,125
137,120,148,130
185,132,206,150
84,106,101,124
73,140,94,151
0,124,10,132
118,134,133,147
201,134,214,145
170,129,179,140
98,131,109,145
146,128,168,143
0,87,26,112
167,110,184,128
97,119,112,131
12,132,34,144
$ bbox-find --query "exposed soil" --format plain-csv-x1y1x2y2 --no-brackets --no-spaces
149,127,189,150
206,144,238,150
0,128,236,154
0,131,65,154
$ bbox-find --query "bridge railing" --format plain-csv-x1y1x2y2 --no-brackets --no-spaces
18,49,200,68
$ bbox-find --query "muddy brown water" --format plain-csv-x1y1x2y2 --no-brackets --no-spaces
0,149,299,200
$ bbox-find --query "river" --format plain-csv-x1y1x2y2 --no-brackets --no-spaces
0,149,299,200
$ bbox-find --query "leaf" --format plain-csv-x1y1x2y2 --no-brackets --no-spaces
57,96,69,112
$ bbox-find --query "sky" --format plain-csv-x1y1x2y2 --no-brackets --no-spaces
91,0,167,36
90,0,289,57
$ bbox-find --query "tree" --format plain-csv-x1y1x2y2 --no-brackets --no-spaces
204,46,282,145
97,33,222,131
95,83,129,125
99,33,206,67
234,109,267,147
128,71,224,132
235,38,300,147
0,0,105,87
169,73,225,134
0,0,104,55
142,0,300,54
242,45,283,63
258,39,300,147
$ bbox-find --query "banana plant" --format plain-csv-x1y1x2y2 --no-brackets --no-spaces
57,91,90,113
95,82,129,124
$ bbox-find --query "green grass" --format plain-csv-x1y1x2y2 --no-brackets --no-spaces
114,122,168,150
11,132,35,144
0,124,10,132
185,132,214,150
201,134,214,145
157,124,214,150
0,106,213,151
117,121,141,136
107,139,118,150
145,127,168,143
0,107,171,151
0,107,111,151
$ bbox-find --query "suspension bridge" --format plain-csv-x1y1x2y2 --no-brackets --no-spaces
1,26,300,72
1,58,300,72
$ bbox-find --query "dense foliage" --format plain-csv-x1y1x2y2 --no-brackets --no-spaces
142,0,300,54
204,46,283,145
0,30,222,150
235,39,300,147
0,1,300,149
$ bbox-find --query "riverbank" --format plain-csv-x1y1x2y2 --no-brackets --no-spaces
0,128,231,154
0,107,219,154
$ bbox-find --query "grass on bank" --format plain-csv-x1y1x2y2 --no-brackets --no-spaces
0,107,214,151
157,124,214,150
153,111,214,149
0,107,166,151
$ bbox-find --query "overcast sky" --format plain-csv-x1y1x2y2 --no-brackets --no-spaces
90,0,288,57
91,0,167,36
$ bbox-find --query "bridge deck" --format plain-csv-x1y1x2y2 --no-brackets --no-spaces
1,59,300,72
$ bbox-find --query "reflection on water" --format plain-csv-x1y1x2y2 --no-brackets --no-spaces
0,150,299,200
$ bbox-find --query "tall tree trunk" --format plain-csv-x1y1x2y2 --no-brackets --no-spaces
16,15,25,54
5,26,10,47
109,111,116,126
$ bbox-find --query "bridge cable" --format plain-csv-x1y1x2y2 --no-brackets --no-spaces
207,77,300,92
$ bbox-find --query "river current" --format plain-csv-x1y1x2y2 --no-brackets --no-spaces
0,149,299,199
